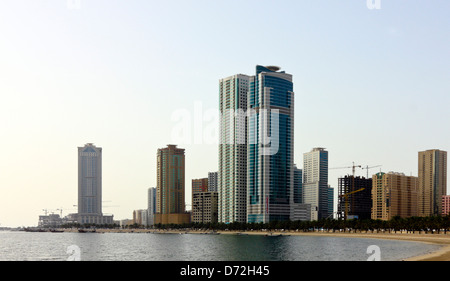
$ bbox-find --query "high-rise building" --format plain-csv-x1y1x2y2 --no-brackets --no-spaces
247,65,294,223
303,148,329,220
208,172,218,192
147,187,156,226
371,172,418,220
77,143,113,225
291,164,312,221
192,178,208,194
337,176,372,220
192,192,219,224
327,185,335,219
418,149,447,216
155,145,190,225
133,209,147,226
192,178,208,209
293,165,303,204
218,74,250,223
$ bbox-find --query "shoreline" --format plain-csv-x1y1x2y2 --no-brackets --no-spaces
219,230,450,261
21,228,450,261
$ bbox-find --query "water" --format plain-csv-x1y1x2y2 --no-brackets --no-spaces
0,231,441,261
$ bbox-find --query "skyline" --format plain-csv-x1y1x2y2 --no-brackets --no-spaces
0,1,449,227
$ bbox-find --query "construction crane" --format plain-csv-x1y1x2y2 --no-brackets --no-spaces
339,188,365,220
330,162,362,177
361,165,382,178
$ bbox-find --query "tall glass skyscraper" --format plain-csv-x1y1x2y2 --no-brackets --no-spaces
247,65,294,223
293,165,303,204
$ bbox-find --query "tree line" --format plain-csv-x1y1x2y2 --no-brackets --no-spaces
152,215,450,234
58,215,450,234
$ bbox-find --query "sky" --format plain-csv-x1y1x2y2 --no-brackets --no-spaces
0,0,449,227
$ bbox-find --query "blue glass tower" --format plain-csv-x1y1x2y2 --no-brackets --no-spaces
293,165,303,204
247,65,294,223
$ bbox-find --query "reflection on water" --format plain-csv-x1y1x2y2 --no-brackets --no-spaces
0,231,441,261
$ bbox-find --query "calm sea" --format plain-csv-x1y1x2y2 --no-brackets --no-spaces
0,231,441,261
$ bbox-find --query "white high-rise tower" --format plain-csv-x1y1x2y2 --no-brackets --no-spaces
218,74,250,223
303,147,329,220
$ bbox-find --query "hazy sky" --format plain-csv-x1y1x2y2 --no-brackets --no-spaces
0,0,449,227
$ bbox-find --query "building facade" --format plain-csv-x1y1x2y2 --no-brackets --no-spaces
208,172,218,192
218,74,250,223
147,187,156,226
192,178,208,195
290,164,311,221
293,165,303,204
418,149,447,216
133,209,147,226
303,148,329,220
327,186,335,219
442,195,450,216
371,172,418,221
247,65,294,223
192,192,219,224
338,176,372,220
77,143,113,225
290,203,312,222
155,145,190,225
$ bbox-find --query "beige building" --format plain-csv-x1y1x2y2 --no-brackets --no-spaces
192,178,208,206
120,219,134,228
154,213,190,225
155,145,190,225
133,209,147,226
372,172,418,221
192,192,219,224
418,149,447,216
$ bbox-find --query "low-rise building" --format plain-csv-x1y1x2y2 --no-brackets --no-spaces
442,195,450,216
192,192,218,224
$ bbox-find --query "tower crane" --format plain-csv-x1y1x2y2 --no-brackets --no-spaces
330,162,362,177
361,165,382,178
339,188,365,220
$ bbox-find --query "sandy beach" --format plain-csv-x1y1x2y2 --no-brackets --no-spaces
74,228,450,261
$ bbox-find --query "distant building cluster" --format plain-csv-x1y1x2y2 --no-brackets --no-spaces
338,149,447,221
38,66,448,228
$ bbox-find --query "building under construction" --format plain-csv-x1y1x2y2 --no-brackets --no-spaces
338,176,372,220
